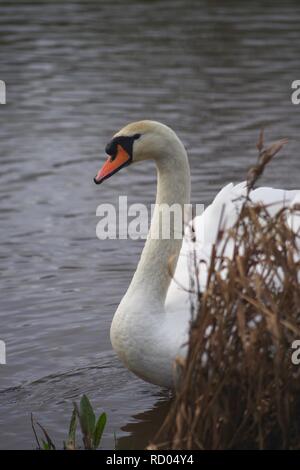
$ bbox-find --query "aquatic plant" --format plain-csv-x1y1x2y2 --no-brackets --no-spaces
31,394,107,450
150,133,300,449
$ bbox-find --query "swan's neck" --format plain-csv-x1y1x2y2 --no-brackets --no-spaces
125,140,191,307
111,136,191,387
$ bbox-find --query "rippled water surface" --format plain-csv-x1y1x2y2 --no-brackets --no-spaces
0,0,299,449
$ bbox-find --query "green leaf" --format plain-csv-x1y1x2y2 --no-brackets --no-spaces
79,395,96,439
42,439,50,450
31,413,56,450
93,412,107,448
113,431,118,450
65,405,77,449
36,421,56,450
31,413,42,450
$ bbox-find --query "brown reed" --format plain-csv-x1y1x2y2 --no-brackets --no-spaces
150,133,300,450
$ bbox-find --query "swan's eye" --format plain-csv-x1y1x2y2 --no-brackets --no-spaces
105,134,141,162
105,140,118,160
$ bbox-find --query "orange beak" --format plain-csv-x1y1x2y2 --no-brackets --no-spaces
94,144,131,184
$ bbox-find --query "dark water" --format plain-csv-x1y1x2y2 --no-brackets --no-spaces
0,0,299,449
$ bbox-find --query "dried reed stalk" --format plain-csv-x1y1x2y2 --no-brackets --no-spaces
150,133,300,450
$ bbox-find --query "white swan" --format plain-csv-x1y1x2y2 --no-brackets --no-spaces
94,120,299,388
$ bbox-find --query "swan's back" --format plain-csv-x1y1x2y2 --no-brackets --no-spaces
165,183,300,314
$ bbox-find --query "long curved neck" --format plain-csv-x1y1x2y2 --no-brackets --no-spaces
125,139,191,308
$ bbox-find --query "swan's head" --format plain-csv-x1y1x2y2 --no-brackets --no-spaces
94,120,183,184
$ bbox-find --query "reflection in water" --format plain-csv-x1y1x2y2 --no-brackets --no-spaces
0,0,300,449
117,394,172,450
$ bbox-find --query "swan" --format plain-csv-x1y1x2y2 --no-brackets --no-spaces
94,120,299,389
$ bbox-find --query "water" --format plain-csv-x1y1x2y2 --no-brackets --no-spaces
0,0,299,449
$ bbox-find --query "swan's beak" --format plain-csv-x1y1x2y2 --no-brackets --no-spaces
94,145,131,184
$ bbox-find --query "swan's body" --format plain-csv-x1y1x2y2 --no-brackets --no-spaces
94,121,299,388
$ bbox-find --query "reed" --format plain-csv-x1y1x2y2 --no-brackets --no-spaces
150,133,300,450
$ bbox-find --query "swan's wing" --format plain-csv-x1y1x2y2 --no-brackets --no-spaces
165,182,245,313
165,183,300,313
